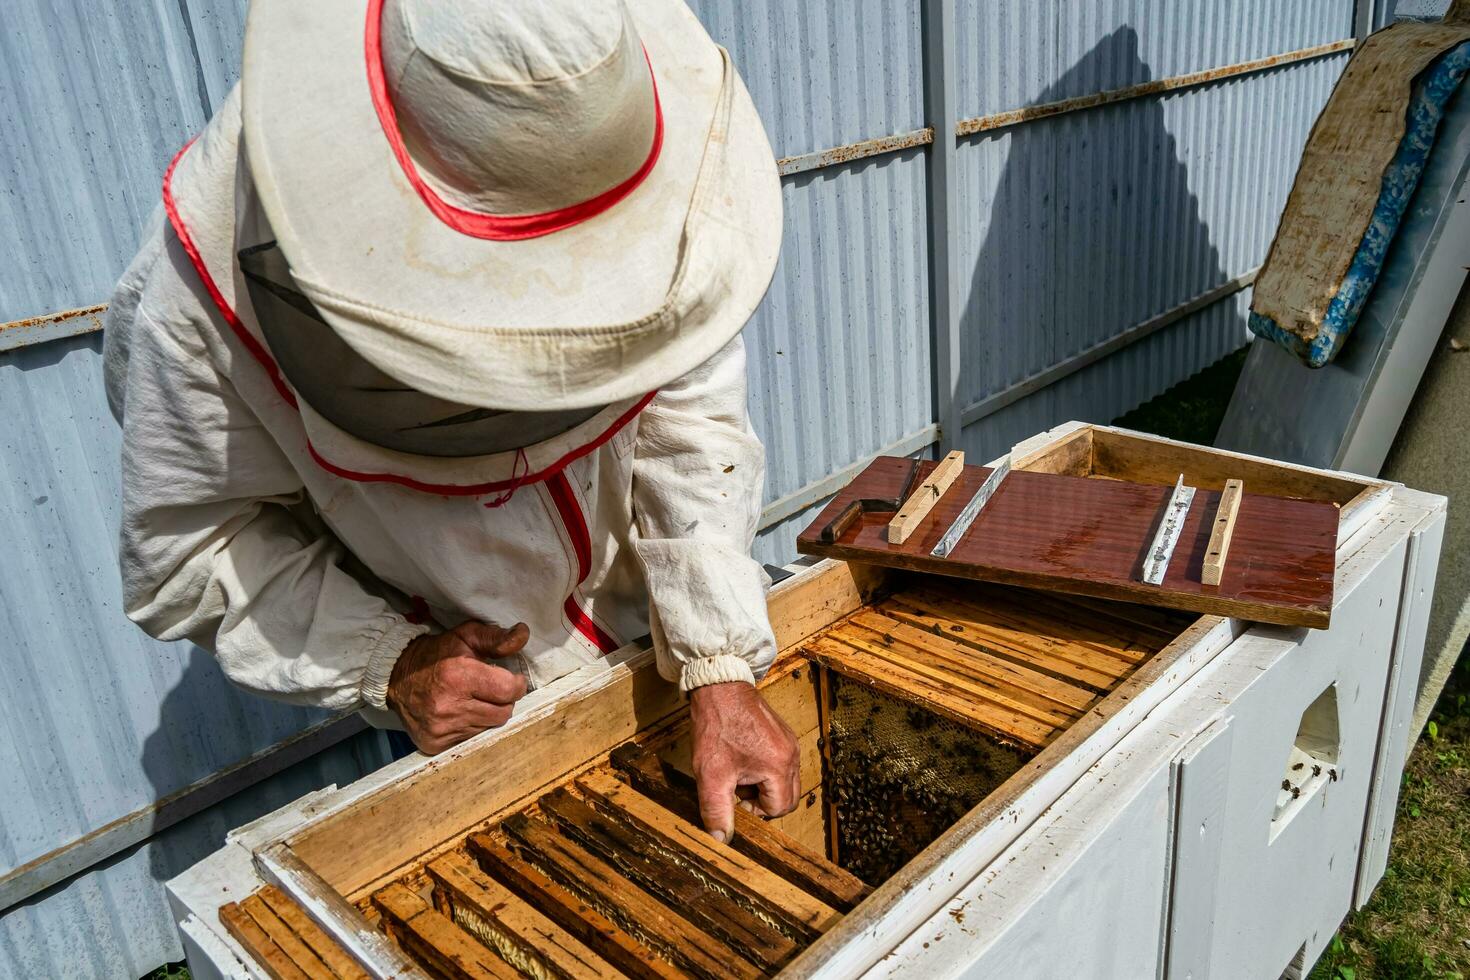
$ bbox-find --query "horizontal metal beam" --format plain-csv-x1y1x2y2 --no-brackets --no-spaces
772,38,1354,179
778,127,934,177
0,304,105,352
955,39,1354,137
0,712,370,912
959,269,1259,429
757,424,940,530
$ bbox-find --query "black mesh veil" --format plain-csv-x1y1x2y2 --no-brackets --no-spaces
237,241,604,458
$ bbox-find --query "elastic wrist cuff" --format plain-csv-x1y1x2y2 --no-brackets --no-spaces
359,616,431,710
679,654,757,693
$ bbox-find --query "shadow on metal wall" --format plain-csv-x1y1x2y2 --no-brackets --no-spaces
959,25,1229,446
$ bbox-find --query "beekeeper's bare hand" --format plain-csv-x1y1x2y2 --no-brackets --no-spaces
387,621,530,754
690,681,800,843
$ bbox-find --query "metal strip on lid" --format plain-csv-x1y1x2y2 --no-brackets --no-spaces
931,455,1011,558
1142,474,1197,585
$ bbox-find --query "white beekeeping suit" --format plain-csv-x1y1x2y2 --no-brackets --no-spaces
102,0,784,724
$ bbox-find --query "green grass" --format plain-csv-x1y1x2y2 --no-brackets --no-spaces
1113,344,1249,445
143,964,190,980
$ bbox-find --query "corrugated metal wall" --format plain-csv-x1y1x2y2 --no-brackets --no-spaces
1,1,1367,975
742,0,1358,562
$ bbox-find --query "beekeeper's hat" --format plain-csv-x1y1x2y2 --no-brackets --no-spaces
241,0,781,411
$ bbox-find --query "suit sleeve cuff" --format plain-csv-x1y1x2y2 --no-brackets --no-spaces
679,654,757,693
359,615,432,710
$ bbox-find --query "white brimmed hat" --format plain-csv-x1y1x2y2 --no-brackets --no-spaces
240,0,782,411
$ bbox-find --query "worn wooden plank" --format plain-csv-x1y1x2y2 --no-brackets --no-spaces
888,450,965,544
815,663,842,866
426,850,620,979
608,744,869,911
1004,588,1190,649
536,789,802,966
827,622,1077,730
290,655,685,899
797,455,1338,628
372,882,520,980
575,769,843,934
800,635,1056,750
1203,479,1245,587
844,610,1097,713
240,894,338,980
901,584,1176,670
256,844,427,979
220,900,315,980
767,559,888,653
936,577,1192,645
1012,424,1094,475
492,818,766,980
875,592,1130,689
1031,590,1198,641
466,832,687,980
1088,428,1369,503
258,885,370,980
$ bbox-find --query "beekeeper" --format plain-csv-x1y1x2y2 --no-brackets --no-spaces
103,0,794,842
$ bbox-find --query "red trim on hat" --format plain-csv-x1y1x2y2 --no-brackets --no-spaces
164,140,300,412
160,140,655,496
364,0,665,242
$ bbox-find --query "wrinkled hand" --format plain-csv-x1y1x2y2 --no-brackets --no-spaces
387,621,530,755
690,681,800,842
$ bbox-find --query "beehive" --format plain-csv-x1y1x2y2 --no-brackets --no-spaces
211,424,1385,978
220,576,1192,978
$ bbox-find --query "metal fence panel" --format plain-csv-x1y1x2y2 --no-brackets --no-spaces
689,0,935,564
1393,0,1453,19
0,732,388,979
750,159,933,541
953,32,1347,438
0,333,388,976
689,0,926,158
0,0,211,325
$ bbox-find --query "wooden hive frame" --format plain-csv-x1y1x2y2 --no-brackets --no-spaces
218,423,1390,979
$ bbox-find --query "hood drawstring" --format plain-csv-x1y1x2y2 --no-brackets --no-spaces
405,595,431,625
483,448,530,508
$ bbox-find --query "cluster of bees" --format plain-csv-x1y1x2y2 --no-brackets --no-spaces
825,677,1030,884
1280,760,1340,800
